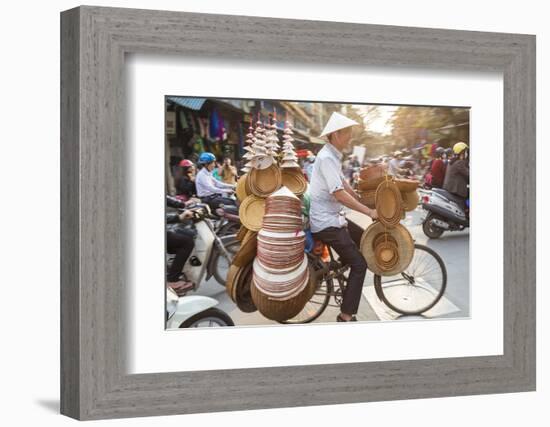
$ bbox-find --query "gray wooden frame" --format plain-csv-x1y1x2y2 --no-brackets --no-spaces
60,5,536,421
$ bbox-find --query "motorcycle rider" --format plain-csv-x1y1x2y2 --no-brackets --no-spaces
430,147,447,188
175,159,197,199
166,209,195,296
310,112,378,323
443,142,470,211
387,151,407,177
195,152,236,211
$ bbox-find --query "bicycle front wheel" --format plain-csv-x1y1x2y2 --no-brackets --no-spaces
279,263,333,324
374,244,447,315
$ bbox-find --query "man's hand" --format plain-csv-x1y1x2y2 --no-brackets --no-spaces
367,208,378,220
178,210,194,221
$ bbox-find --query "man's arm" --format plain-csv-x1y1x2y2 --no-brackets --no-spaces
333,189,377,219
214,179,235,190
343,179,360,201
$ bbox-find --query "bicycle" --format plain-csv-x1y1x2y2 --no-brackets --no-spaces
280,242,447,324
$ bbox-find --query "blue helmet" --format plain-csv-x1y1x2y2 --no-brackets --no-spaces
198,152,216,164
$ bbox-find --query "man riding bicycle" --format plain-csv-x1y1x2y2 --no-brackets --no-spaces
309,112,378,322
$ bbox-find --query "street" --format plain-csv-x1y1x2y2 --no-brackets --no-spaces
195,204,469,325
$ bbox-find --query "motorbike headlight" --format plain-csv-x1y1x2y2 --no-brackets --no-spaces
166,287,179,319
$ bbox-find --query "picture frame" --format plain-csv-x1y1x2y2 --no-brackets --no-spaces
60,6,536,420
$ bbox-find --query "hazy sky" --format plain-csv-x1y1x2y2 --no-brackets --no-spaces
353,105,398,136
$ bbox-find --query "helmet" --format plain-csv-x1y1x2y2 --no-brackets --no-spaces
198,152,216,164
435,147,445,155
178,159,193,168
453,142,469,155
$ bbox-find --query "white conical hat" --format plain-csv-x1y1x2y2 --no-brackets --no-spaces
319,112,359,137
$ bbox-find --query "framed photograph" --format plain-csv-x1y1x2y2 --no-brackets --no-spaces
60,6,536,420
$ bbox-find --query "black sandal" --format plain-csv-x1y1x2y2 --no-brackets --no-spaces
336,314,357,322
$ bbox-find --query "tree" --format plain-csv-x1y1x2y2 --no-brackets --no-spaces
390,106,470,148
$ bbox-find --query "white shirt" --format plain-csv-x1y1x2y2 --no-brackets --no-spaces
387,158,402,176
195,167,233,197
309,143,347,233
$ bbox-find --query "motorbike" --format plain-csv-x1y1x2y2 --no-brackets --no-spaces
167,195,241,237
166,287,234,328
167,202,241,287
421,188,469,239
165,203,239,328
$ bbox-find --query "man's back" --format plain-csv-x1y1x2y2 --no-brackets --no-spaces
443,159,469,198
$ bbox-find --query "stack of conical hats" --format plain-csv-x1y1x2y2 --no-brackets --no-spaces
280,121,300,169
250,119,275,170
241,123,256,174
251,187,311,322
279,121,307,196
264,117,280,157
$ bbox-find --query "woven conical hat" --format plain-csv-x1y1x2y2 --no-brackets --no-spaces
232,230,258,267
248,164,281,196
401,190,419,212
281,160,300,169
239,195,266,231
251,155,274,170
360,222,414,276
235,225,248,242
235,174,250,202
225,264,240,300
375,179,403,228
234,261,256,313
395,178,420,192
281,168,307,195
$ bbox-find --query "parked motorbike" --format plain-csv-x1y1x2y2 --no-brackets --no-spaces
167,195,240,237
166,287,234,328
421,188,469,239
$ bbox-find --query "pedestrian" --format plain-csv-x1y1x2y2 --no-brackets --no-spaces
303,152,315,182
310,112,378,323
195,152,236,211
220,157,238,184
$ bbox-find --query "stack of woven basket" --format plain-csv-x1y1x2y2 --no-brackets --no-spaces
250,187,311,322
359,171,416,276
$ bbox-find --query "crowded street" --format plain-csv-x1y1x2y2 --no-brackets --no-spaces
164,98,471,328
196,203,469,325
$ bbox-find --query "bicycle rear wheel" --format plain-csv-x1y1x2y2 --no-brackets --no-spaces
373,244,447,315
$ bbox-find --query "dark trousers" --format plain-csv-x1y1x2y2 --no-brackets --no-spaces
312,220,367,315
201,194,236,212
166,231,195,282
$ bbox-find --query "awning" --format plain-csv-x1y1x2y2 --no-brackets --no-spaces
166,96,206,111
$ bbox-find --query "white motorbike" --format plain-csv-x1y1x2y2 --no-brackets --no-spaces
166,287,234,328
166,204,240,329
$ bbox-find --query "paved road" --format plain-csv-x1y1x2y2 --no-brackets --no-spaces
192,204,469,325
